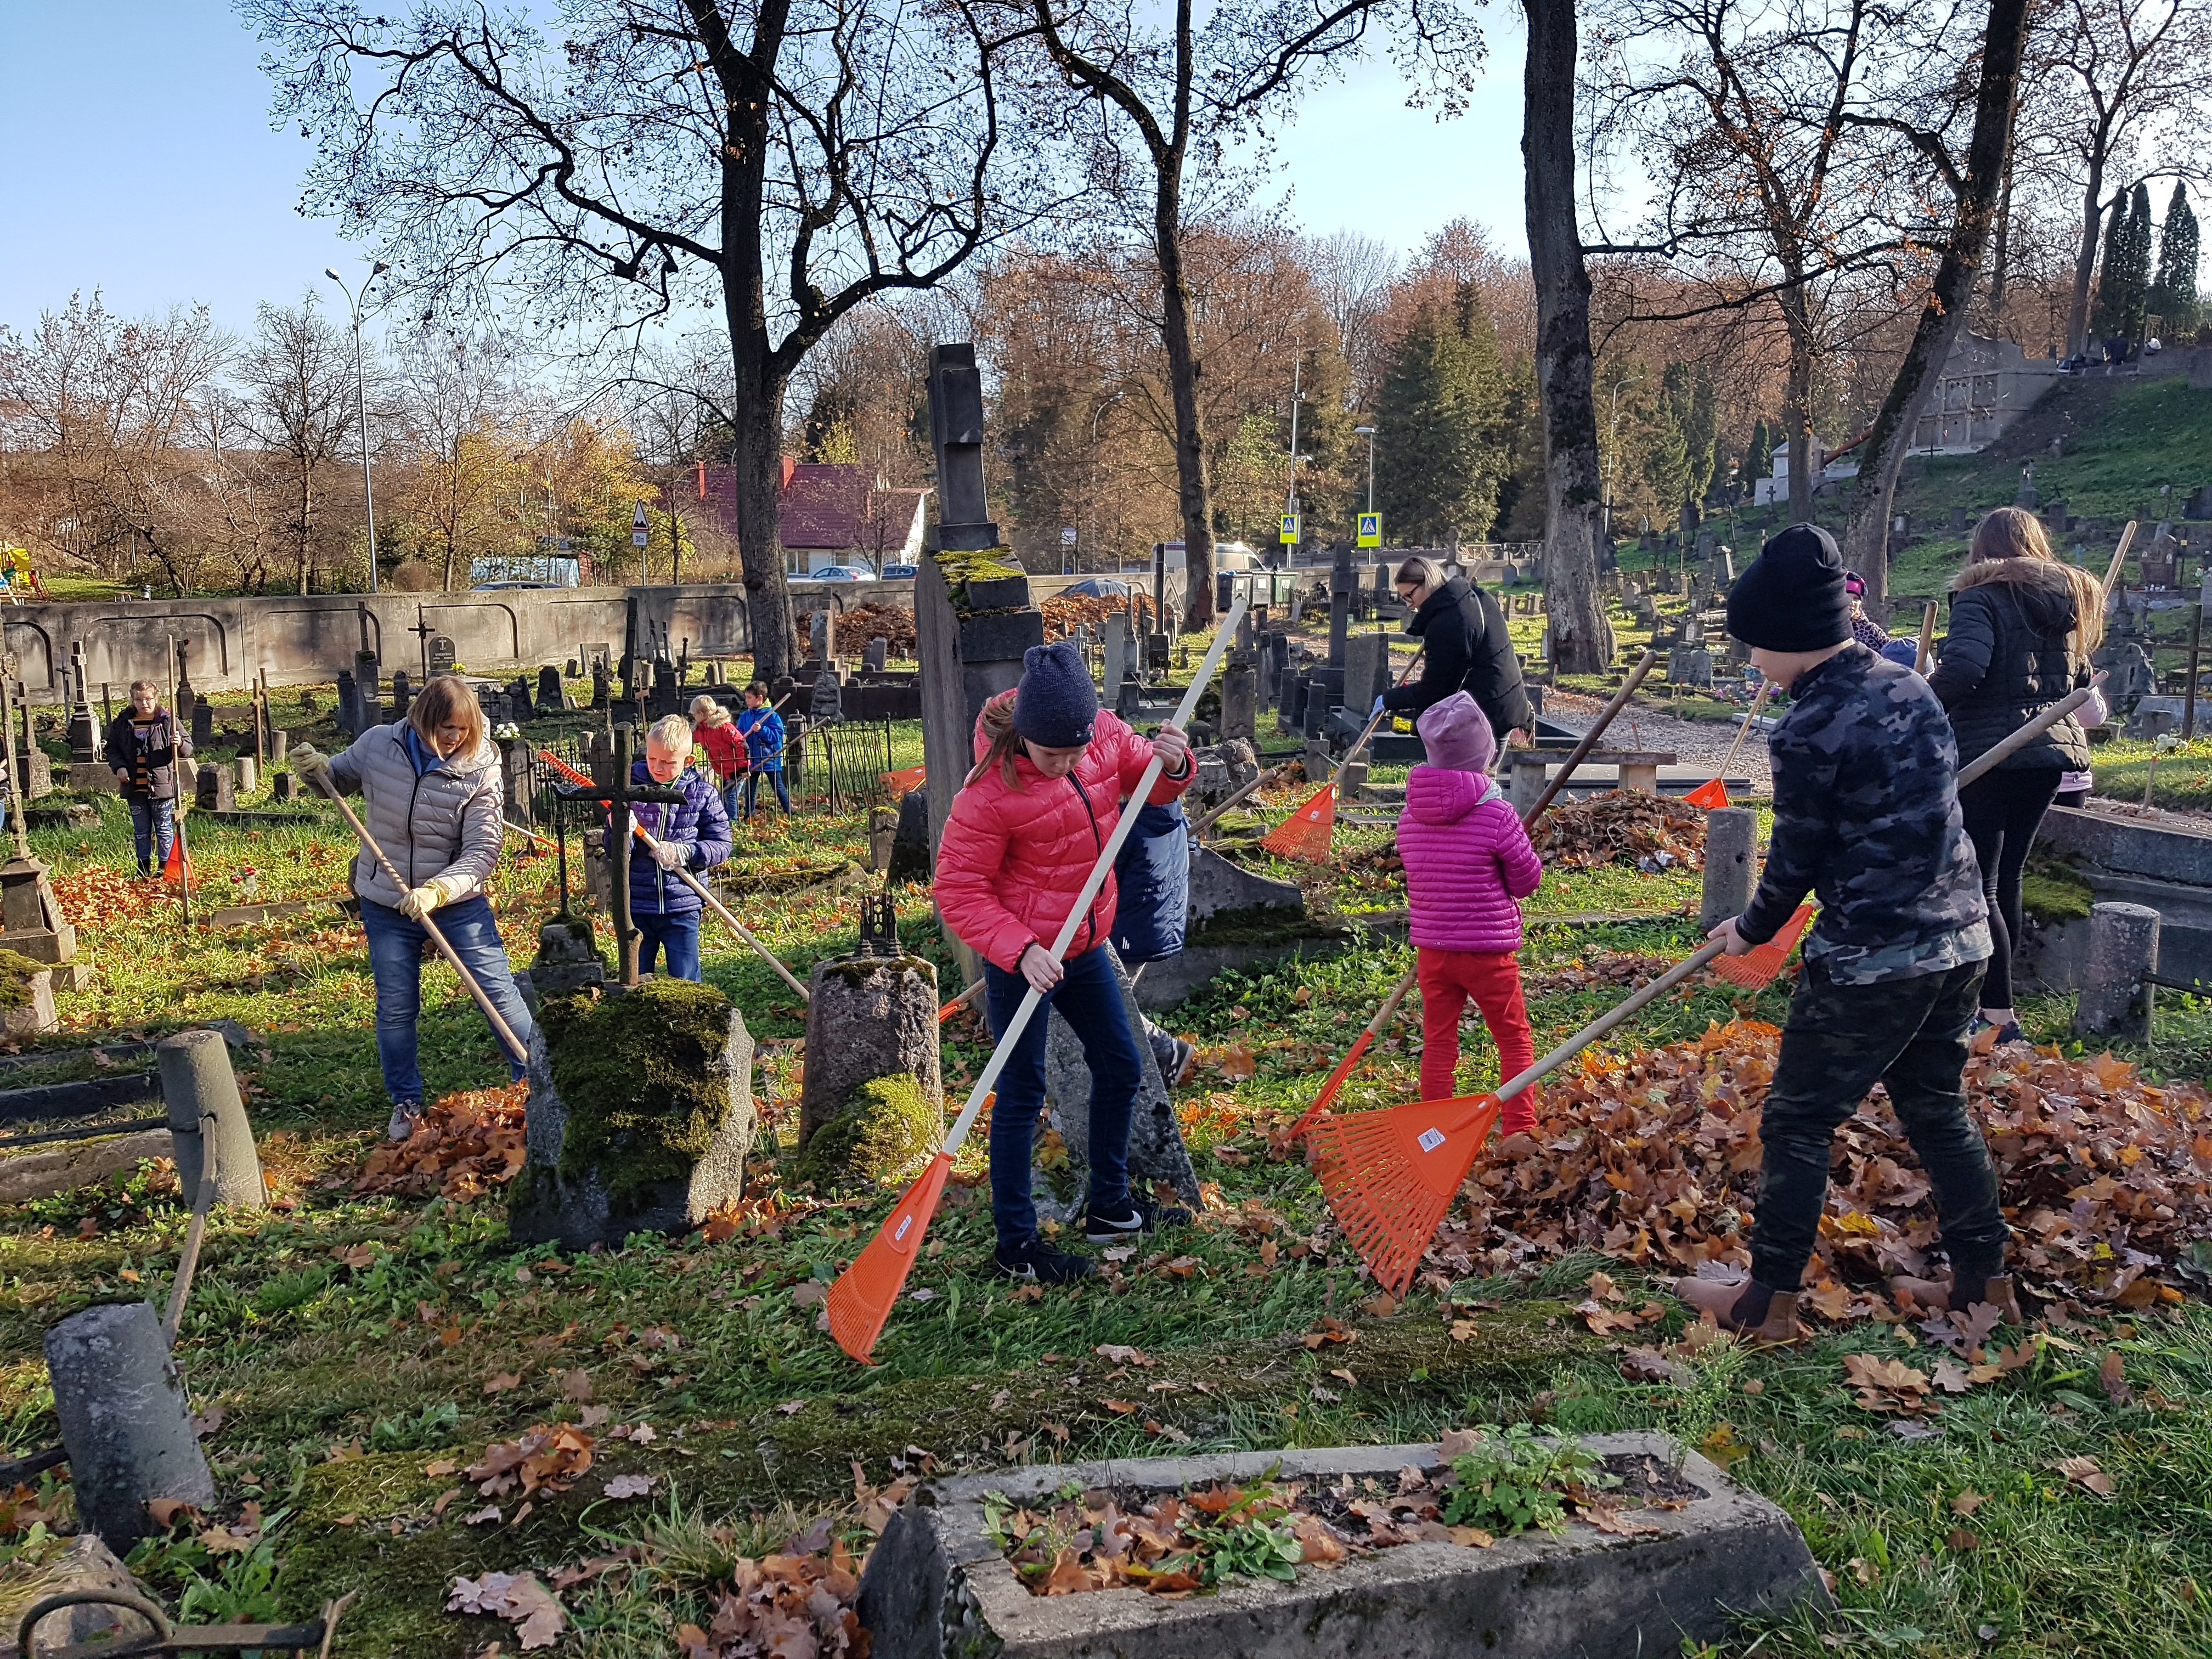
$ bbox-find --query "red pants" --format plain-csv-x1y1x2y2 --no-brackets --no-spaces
1418,948,1538,1132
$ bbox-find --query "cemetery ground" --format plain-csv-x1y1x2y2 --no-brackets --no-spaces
1,678,2211,1658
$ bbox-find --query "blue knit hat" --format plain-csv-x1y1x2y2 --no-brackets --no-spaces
1014,641,1098,748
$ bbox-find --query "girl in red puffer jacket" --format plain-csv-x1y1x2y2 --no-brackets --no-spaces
935,642,1196,1284
1397,692,1543,1130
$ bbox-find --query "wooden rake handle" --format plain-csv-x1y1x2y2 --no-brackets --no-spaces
1915,601,1939,674
312,777,529,1068
1716,678,1771,780
1954,686,2095,789
2100,521,2139,602
1480,938,1729,1114
1189,763,1298,838
1523,648,1658,826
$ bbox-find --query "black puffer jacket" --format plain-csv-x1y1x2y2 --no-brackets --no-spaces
1928,558,2091,774
1381,575,1534,740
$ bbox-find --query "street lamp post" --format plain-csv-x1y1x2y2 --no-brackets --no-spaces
325,261,390,595
1088,388,1126,575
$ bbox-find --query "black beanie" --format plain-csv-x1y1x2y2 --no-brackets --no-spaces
1013,641,1098,748
1726,523,1852,652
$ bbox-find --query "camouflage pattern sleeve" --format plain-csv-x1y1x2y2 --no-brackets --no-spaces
1737,705,1836,947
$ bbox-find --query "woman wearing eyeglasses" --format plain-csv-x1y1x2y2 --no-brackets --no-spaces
1379,556,1533,752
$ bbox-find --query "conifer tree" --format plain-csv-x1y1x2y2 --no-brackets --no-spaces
2149,182,2202,336
1374,288,1509,546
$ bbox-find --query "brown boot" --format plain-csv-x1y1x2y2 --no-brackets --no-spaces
1887,1272,2022,1324
1674,1277,1804,1343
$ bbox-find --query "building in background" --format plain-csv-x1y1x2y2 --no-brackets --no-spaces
691,459,929,575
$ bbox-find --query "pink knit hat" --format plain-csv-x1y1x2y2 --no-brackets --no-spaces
1416,691,1496,773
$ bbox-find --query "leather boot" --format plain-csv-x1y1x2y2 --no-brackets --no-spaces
1673,1277,1804,1343
1887,1271,2022,1324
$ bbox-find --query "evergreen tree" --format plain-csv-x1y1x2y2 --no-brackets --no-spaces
2149,181,2202,336
2091,193,2132,342
1662,363,1718,523
2096,185,2156,346
1639,395,1690,526
1740,416,1773,496
1374,287,1509,545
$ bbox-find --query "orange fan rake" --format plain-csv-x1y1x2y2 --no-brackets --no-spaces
825,595,1251,1363
883,764,926,797
1683,679,1770,812
1311,903,1814,1294
1259,652,1419,862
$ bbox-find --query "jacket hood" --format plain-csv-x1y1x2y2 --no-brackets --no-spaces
1407,763,1501,826
1952,556,2079,633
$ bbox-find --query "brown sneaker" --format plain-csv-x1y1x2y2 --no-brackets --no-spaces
1887,1272,2022,1324
1674,1276,1804,1343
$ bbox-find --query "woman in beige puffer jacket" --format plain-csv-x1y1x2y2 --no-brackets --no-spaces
296,675,536,1141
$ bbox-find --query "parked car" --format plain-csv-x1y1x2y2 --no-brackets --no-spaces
810,566,875,582
1066,577,1131,599
879,563,918,579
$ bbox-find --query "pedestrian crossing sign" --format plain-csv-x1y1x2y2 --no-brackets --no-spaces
1279,512,1300,544
1357,512,1380,549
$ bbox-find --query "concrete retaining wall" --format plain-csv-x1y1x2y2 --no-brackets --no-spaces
16,571,1130,700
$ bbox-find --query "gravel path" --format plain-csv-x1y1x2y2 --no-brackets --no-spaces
1542,690,1775,792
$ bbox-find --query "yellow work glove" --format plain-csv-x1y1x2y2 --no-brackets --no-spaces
398,874,465,921
290,742,334,793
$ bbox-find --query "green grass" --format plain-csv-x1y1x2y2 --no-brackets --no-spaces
3,682,2210,1655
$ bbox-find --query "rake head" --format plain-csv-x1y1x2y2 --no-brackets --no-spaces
1260,783,1338,862
1681,777,1730,811
883,764,926,797
160,835,194,886
1708,903,1815,988
1308,1093,1501,1295
825,1152,952,1364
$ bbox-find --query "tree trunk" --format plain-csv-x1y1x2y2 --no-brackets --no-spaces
1778,279,1816,523
1988,149,2014,326
2066,163,2108,359
1521,0,1615,676
1840,0,2032,620
295,462,314,596
1158,183,1215,631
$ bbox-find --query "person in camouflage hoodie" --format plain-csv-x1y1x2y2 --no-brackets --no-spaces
1675,524,2012,1343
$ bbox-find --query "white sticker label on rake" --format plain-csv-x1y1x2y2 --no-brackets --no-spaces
1417,1127,1446,1153
894,1214,915,1243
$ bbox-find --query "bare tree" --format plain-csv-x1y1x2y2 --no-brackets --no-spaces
1304,229,1400,400
1012,0,1483,626
387,328,526,592
2028,0,2212,357
1837,0,2035,611
233,294,359,594
1522,0,1615,673
247,0,1058,677
0,293,231,594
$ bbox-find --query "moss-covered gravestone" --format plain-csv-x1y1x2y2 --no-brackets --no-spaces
509,979,756,1249
0,947,56,1042
794,898,943,1189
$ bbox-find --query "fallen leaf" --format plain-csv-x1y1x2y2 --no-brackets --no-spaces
1946,1527,1979,1551
1582,1503,1661,1537
145,1498,195,1529
1951,1490,1989,1516
1102,1400,1138,1415
559,1369,593,1402
424,1459,459,1479
2053,1455,2115,1498
791,1280,828,1307
2098,1350,2132,1406
484,1372,521,1396
602,1474,654,1500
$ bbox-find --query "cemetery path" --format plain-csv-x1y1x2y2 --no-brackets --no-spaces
1543,690,1775,791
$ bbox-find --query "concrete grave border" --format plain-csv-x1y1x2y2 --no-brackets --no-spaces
857,1431,1826,1659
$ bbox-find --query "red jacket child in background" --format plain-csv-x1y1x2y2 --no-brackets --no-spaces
933,642,1195,1286
1396,692,1543,1130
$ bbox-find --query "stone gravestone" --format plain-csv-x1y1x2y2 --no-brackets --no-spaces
1036,944,1201,1221
889,788,933,883
272,772,296,803
591,661,612,710
428,635,458,677
2015,465,2036,511
2095,637,2155,713
809,671,845,724
809,608,834,664
44,1302,215,1547
1670,647,1715,689
520,915,607,1015
1100,612,1131,699
538,664,566,714
509,978,756,1250
234,754,257,795
501,740,535,827
335,670,361,739
864,636,890,673
390,669,413,725
505,676,534,722
189,697,213,754
1220,657,1258,742
1950,506,1970,533
794,900,943,1188
195,762,235,814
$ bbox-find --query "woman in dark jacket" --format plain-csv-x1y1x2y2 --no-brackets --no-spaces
1380,556,1533,748
1927,506,2101,1043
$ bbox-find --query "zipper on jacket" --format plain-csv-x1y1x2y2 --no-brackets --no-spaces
1070,772,1105,955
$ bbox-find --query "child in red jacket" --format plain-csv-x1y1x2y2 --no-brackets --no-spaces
689,695,749,821
934,642,1195,1284
1398,693,1543,1128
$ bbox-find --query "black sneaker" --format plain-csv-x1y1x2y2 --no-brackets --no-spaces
992,1238,1096,1283
1085,1195,1192,1244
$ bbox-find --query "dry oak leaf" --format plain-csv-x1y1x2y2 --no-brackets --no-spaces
1842,1353,1936,1416
1950,1490,1990,1516
2053,1455,2115,1498
558,1369,593,1402
447,1571,567,1652
602,1474,654,1500
1581,1503,1661,1537
483,1372,521,1396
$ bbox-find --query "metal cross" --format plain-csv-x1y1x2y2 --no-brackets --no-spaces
548,723,685,986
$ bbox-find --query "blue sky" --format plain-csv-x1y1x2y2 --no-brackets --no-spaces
0,3,1529,340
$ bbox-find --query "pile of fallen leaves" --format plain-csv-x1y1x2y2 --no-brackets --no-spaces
52,863,172,927
1041,592,1157,642
351,1081,526,1200
676,1533,871,1659
1432,1019,2212,1316
834,602,917,655
1520,952,1682,1000
1528,789,1707,873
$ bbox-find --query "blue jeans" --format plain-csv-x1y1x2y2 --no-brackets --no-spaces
984,945,1138,1248
128,798,176,872
636,909,702,981
719,778,744,822
360,894,537,1108
743,770,791,816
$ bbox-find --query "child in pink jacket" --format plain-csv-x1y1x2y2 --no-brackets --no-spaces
1399,693,1543,1129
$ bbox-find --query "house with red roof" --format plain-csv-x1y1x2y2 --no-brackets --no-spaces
691,459,930,574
